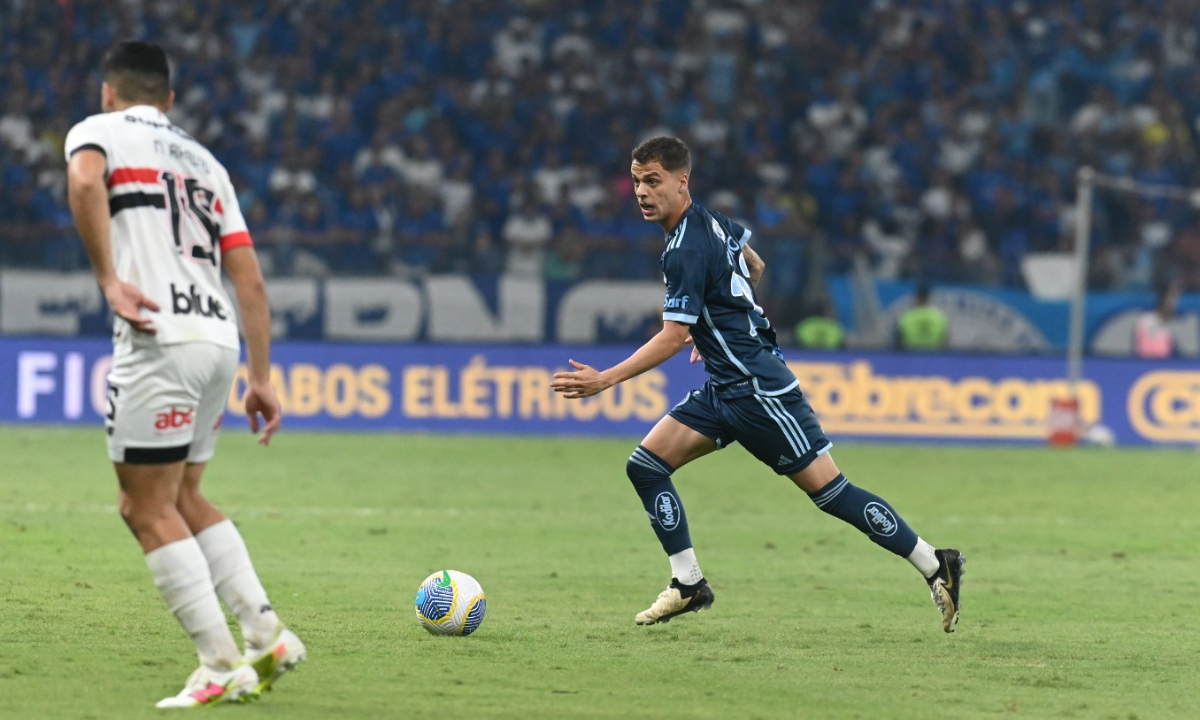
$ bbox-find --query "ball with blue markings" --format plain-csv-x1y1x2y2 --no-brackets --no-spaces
415,570,486,635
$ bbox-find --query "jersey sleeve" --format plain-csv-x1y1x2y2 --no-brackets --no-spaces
63,118,110,164
215,171,254,253
662,247,707,325
729,217,752,249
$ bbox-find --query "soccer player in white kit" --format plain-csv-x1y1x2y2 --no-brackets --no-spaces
64,41,304,708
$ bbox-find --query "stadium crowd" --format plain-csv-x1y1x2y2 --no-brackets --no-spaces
3,0,1200,322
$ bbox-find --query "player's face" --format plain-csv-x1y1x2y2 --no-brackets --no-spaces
631,161,688,224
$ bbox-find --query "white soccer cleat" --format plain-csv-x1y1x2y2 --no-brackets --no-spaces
635,578,715,625
154,663,259,708
244,626,306,693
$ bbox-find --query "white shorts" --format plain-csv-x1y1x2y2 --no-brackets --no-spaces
105,340,238,465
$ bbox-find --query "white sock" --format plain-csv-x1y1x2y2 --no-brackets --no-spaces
668,547,704,586
907,537,940,579
194,520,281,649
145,538,240,670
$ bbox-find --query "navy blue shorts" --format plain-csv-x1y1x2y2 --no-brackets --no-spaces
668,384,832,475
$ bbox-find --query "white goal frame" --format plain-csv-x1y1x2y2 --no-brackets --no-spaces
1067,167,1197,394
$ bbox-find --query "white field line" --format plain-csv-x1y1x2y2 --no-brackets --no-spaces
0,503,1112,526
0,503,461,518
3,504,1195,528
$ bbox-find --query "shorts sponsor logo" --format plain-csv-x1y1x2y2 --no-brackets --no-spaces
655,491,681,531
155,407,195,431
863,502,898,537
171,283,227,320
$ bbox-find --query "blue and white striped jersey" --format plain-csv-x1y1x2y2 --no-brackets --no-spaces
660,203,798,397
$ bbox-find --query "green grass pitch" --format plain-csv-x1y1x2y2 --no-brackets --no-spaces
2,426,1198,719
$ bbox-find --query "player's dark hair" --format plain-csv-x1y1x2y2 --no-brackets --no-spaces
102,41,171,103
632,136,692,173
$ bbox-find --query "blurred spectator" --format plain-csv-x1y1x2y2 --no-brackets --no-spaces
334,187,385,273
396,189,452,271
896,287,949,352
544,228,587,281
1,0,1199,295
1134,283,1181,358
460,224,506,276
502,199,552,277
794,300,845,351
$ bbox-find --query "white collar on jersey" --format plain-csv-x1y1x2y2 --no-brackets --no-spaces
120,104,169,120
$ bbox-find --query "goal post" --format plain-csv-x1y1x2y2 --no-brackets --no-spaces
1050,167,1095,446
1054,166,1197,445
1066,166,1095,396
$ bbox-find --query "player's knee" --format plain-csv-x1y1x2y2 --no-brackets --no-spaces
118,491,167,536
627,446,672,488
175,482,201,509
117,490,137,529
626,456,645,486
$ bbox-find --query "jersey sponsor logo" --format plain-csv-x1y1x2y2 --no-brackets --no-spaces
171,283,228,320
155,407,195,431
664,295,690,310
124,113,195,141
710,218,727,242
863,502,898,537
655,491,681,531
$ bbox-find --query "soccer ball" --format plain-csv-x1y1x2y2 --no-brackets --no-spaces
414,570,487,636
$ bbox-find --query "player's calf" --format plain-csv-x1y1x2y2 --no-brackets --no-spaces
806,473,964,631
626,446,694,557
806,473,922,557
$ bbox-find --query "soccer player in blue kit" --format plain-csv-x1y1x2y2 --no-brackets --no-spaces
551,137,965,632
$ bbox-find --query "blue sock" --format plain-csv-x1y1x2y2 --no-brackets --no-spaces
626,446,692,556
808,474,919,557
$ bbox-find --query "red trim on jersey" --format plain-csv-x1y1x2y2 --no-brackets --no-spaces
214,198,224,215
107,167,161,188
219,230,253,252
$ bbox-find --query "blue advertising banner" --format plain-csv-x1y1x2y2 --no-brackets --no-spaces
2,338,1197,446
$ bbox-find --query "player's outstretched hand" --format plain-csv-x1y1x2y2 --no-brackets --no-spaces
551,359,612,399
103,280,160,335
244,381,282,446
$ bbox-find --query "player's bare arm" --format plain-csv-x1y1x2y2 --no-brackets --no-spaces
552,320,691,399
224,246,281,445
742,243,765,288
68,148,161,334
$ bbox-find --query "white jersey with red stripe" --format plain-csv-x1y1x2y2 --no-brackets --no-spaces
64,104,251,352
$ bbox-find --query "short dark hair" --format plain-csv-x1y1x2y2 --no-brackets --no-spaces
102,41,171,103
631,136,691,173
